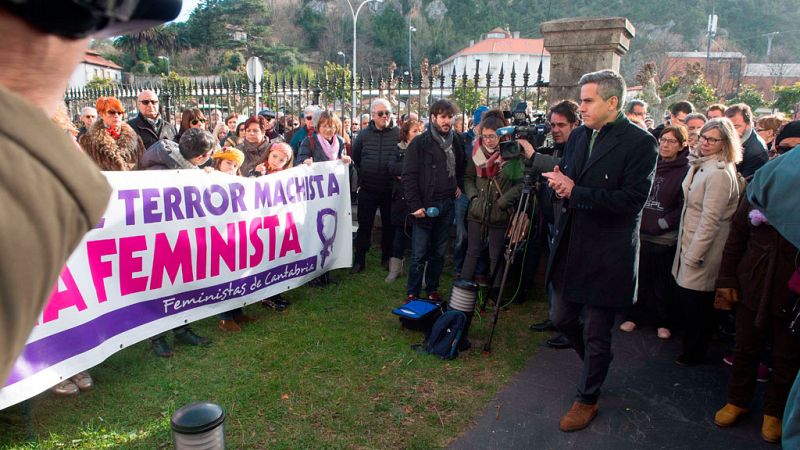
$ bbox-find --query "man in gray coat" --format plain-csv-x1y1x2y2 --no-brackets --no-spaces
543,70,658,432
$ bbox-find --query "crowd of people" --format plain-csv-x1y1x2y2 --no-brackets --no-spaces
42,73,800,444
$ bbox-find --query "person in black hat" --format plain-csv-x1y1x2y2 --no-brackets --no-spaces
0,0,182,385
774,120,800,155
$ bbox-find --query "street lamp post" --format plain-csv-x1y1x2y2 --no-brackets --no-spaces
344,0,382,125
408,25,416,75
337,51,347,67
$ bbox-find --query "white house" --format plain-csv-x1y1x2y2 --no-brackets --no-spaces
68,50,123,89
438,28,550,94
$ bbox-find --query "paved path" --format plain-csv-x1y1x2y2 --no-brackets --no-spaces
450,327,778,450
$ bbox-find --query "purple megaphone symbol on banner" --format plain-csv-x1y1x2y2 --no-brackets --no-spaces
316,208,338,269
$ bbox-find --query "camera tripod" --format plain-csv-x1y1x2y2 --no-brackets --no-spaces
482,168,538,354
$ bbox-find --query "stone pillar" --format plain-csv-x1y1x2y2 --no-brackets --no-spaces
541,17,635,104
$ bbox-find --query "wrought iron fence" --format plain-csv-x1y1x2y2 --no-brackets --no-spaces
64,62,548,132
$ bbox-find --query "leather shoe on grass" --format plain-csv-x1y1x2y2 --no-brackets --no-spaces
175,329,210,347
559,400,598,432
761,414,782,443
234,314,257,324
546,334,572,349
530,319,556,332
219,320,241,333
350,263,364,274
714,403,748,427
51,379,80,396
151,336,173,358
70,371,93,391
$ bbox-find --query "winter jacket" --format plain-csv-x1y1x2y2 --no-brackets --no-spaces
127,113,177,151
79,120,145,171
0,84,111,384
296,133,347,164
402,128,466,227
289,126,312,154
463,147,523,227
672,154,742,292
351,120,400,192
139,139,198,170
737,129,769,180
389,141,410,226
236,138,270,176
716,199,799,325
546,115,658,308
640,149,690,239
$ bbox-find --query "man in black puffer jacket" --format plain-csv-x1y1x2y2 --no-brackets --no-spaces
351,98,401,273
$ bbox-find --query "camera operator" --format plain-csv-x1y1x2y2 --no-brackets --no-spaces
459,109,523,302
516,101,581,350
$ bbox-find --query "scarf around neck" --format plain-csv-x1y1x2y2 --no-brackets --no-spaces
431,125,455,178
316,133,339,161
472,140,502,178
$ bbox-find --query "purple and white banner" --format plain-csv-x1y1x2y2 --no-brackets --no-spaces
0,161,351,409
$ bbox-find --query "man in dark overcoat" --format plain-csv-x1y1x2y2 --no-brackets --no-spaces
543,70,658,432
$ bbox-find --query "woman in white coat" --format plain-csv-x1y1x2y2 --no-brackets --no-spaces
672,118,744,366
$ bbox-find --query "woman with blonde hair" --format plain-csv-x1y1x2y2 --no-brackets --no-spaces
755,114,788,157
79,96,144,170
212,122,229,146
672,118,744,366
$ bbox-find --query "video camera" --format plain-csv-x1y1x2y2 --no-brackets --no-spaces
498,102,551,160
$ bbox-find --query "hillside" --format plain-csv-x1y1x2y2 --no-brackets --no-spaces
102,0,800,83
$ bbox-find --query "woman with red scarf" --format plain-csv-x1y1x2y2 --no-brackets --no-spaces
459,109,522,298
79,96,144,170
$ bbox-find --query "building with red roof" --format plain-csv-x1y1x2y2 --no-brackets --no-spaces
68,50,124,89
438,27,550,90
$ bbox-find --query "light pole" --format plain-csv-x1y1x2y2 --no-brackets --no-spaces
337,51,347,67
407,25,416,75
344,0,382,124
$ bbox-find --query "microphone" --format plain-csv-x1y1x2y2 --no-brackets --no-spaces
407,207,440,218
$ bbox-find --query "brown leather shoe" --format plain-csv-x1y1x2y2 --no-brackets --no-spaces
558,400,597,431
218,320,241,333
714,403,748,427
559,401,598,432
761,414,782,443
234,314,257,324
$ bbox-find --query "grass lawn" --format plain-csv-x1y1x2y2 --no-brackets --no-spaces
0,251,546,449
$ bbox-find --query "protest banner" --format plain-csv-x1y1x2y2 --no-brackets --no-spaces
0,161,351,409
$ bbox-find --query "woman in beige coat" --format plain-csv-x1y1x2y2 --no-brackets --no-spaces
672,118,743,366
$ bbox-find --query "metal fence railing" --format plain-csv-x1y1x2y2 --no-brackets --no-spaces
64,61,549,132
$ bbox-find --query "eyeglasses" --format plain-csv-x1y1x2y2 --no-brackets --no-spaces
481,134,498,141
292,122,300,126
106,110,123,116
191,118,207,125
699,135,723,144
140,100,159,105
305,116,313,120
659,137,679,145
375,111,391,117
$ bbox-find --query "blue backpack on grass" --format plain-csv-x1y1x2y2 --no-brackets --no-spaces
423,310,468,360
